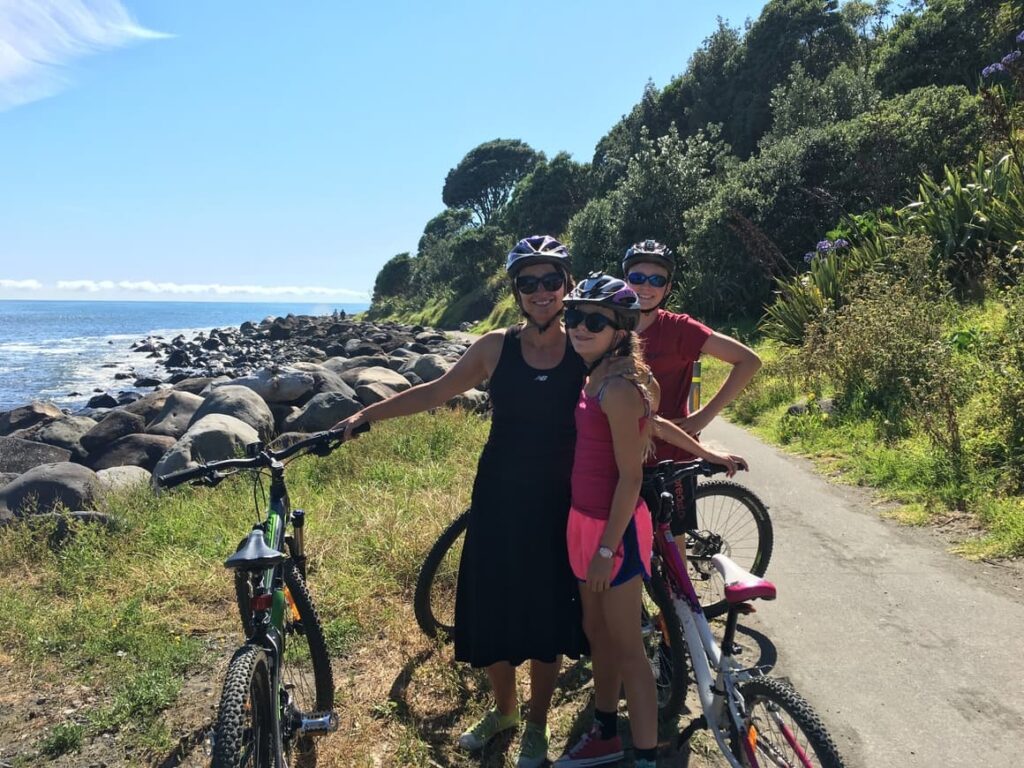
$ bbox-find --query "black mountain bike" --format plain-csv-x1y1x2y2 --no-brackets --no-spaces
413,465,772,643
157,424,367,768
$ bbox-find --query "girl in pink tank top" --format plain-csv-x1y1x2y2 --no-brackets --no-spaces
555,274,745,768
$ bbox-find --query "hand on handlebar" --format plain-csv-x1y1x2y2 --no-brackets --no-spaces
332,411,370,443
706,452,748,477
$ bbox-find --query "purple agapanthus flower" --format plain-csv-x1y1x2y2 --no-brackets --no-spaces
1003,50,1022,66
804,252,815,263
816,239,832,252
1017,29,1024,44
833,238,850,249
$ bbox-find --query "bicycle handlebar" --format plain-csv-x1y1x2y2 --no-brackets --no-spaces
642,458,745,486
156,422,371,489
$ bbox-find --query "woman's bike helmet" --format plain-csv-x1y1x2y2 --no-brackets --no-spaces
506,234,571,276
622,239,675,310
507,235,572,333
564,272,641,332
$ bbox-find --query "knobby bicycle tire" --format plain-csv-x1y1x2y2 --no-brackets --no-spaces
643,567,688,723
734,677,846,768
690,481,773,619
413,508,470,640
234,561,334,714
211,644,275,768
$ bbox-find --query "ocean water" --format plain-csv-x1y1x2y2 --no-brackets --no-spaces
0,300,369,411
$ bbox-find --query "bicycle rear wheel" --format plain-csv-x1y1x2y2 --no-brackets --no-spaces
689,481,773,618
734,677,846,768
234,562,334,716
211,644,275,768
642,566,688,723
413,508,469,640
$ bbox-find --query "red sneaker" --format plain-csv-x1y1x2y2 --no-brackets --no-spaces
553,724,624,767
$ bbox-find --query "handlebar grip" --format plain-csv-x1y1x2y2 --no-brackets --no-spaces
156,464,208,488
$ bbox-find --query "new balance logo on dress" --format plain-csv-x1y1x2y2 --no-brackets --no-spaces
534,375,549,382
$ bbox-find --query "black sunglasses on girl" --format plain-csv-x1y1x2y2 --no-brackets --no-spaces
515,272,565,294
564,307,621,332
626,272,669,288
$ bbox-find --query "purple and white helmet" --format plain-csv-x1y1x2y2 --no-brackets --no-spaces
506,235,571,276
564,272,641,331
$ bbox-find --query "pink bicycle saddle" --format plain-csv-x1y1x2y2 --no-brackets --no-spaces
711,554,777,604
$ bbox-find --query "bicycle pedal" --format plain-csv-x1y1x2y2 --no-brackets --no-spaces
300,711,339,733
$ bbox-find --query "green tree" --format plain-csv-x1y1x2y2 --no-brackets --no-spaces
371,252,412,304
566,197,622,277
873,0,1020,95
442,139,544,224
503,152,593,237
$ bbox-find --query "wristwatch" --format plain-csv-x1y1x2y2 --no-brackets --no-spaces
597,545,614,559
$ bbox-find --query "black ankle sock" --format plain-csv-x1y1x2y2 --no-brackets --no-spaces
594,708,617,740
635,746,657,760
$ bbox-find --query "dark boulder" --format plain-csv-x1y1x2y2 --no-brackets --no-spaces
0,462,97,517
87,433,176,471
0,436,72,473
81,411,146,453
0,401,64,436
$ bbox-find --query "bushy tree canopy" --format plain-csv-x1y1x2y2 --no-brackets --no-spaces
442,139,544,224
503,153,593,238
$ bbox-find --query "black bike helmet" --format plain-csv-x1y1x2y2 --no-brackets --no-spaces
506,234,571,276
564,272,641,332
622,239,675,281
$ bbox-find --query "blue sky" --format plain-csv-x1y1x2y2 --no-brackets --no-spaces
0,1,766,302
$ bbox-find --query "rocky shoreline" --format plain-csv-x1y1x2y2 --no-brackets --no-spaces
0,314,483,523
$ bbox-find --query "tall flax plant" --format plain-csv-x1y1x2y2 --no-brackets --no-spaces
900,152,1024,298
761,230,889,345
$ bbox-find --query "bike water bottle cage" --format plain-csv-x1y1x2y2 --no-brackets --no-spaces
225,528,288,571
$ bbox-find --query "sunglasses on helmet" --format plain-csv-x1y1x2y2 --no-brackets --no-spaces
626,272,669,288
564,307,621,332
515,272,566,294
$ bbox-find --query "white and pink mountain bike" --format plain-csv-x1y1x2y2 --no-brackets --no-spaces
643,459,847,768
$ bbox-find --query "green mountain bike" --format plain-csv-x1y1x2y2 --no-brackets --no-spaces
157,424,367,767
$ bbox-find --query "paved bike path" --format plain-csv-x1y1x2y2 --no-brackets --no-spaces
703,418,1024,767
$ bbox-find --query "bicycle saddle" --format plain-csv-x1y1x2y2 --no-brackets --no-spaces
225,529,288,570
711,554,776,604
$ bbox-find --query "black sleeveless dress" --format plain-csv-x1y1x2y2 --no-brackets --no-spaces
453,326,589,668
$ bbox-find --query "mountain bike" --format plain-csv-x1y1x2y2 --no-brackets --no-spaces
644,459,847,766
412,466,772,642
157,424,368,768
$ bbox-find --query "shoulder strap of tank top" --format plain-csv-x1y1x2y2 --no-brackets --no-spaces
595,374,652,417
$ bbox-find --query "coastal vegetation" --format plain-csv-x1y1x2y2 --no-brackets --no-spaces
370,0,1024,557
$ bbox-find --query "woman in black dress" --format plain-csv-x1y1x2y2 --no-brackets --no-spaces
337,236,587,768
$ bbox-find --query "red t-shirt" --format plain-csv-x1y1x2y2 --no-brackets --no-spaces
639,309,713,462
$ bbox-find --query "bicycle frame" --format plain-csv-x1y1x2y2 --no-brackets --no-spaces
653,514,815,768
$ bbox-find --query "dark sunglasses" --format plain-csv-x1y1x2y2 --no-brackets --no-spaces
626,272,669,288
564,307,621,332
515,272,565,294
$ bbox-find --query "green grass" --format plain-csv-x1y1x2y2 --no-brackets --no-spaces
0,410,490,764
704,303,1024,559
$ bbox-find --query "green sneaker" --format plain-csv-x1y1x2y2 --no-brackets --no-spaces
516,721,551,768
457,708,519,751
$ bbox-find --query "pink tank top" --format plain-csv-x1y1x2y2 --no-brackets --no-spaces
570,380,649,520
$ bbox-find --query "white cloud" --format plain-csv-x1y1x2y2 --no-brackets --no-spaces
54,279,369,300
0,278,43,289
0,0,170,110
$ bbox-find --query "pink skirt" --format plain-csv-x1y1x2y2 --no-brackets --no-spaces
567,499,653,585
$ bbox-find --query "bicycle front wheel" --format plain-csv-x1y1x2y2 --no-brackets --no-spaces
211,644,275,768
734,677,846,768
689,481,773,618
413,508,469,640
